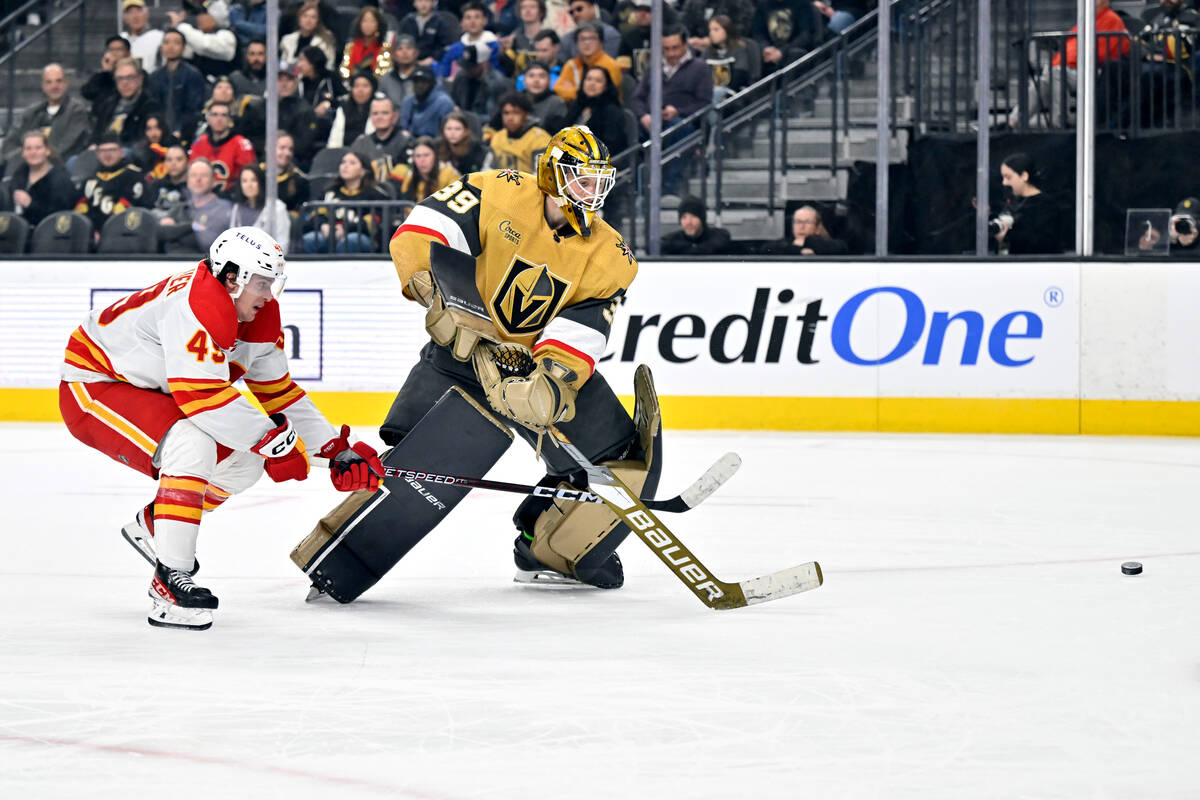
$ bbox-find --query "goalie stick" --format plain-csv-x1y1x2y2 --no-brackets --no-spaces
309,452,741,514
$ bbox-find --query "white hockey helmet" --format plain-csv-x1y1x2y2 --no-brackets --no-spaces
209,226,287,298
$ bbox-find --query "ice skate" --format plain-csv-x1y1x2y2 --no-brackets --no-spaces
512,532,623,588
122,502,199,574
147,560,218,631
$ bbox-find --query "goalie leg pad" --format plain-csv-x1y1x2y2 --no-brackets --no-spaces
290,386,513,603
516,365,663,586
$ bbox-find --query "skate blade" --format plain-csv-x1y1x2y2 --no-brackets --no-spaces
147,599,213,631
121,526,156,567
513,568,589,587
305,584,329,603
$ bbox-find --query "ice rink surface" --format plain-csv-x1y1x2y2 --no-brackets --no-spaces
1,423,1197,799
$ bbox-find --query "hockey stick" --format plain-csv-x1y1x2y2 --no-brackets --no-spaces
545,425,823,610
309,453,742,514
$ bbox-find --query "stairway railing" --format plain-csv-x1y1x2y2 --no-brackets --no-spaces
1,0,89,130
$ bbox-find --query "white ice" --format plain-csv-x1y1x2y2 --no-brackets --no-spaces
1,423,1197,799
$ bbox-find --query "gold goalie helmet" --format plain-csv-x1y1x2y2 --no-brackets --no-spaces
536,125,616,237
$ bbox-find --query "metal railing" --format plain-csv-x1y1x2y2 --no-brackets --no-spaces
297,198,414,255
1,0,88,130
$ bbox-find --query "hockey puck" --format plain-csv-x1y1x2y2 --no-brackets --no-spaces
1121,561,1143,576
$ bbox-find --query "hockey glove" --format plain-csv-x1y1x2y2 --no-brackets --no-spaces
251,413,310,483
317,424,384,493
473,344,578,432
409,270,499,362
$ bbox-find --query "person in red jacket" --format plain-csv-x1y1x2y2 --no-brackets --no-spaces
1008,0,1130,128
189,101,258,191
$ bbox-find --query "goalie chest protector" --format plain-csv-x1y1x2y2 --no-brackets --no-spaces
292,386,513,602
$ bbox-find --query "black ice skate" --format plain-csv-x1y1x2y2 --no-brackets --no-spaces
512,532,624,589
148,560,218,630
122,502,199,574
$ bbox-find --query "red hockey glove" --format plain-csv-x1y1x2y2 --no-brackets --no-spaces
317,424,384,492
251,413,310,483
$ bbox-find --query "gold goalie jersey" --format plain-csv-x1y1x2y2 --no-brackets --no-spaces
388,168,638,387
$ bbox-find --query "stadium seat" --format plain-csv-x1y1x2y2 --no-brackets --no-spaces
98,209,160,254
31,212,93,254
309,146,349,181
0,212,31,254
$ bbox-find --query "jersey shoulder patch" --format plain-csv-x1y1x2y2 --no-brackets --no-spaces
187,266,238,350
236,299,282,345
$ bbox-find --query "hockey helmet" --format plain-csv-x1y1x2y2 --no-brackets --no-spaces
536,125,616,237
208,226,287,298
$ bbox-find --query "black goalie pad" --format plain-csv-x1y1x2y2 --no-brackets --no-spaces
290,386,513,603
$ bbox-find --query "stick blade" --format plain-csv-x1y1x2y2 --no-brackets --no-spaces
736,562,824,607
678,452,741,509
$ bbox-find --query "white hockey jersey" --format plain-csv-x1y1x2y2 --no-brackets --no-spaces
61,263,336,453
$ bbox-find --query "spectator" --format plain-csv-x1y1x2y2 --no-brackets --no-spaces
499,0,548,76
158,158,233,253
201,77,252,137
1169,196,1200,258
398,0,457,66
1136,0,1195,127
281,1,338,67
753,0,826,72
7,131,78,229
522,60,567,129
92,57,162,147
437,1,501,79
765,204,848,254
617,0,653,81
168,7,238,81
555,23,622,102
328,72,378,148
532,28,565,76
813,1,858,35
275,63,320,169
633,26,712,133
560,0,621,60
122,0,164,73
81,36,133,108
402,65,456,137
266,131,311,214
230,38,269,97
132,114,180,179
297,44,345,140
991,152,1063,255
559,66,629,154
389,135,460,204
1008,0,1129,129
145,144,191,215
1,64,91,176
679,0,750,51
661,195,732,255
303,150,389,253
189,101,257,192
149,29,207,140
75,132,147,241
703,14,760,99
228,164,290,250
352,96,413,180
380,34,421,109
438,111,491,174
228,0,267,47
450,43,515,120
487,92,550,172
341,6,394,81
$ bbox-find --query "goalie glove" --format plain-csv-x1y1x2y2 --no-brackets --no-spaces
472,344,578,432
316,424,384,493
407,270,498,362
251,414,309,483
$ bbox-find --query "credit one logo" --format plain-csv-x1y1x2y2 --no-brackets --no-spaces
603,286,1046,367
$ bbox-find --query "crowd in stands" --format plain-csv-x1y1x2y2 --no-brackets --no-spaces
0,0,868,254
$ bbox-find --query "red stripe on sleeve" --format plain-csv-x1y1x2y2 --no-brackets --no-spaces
534,339,596,375
393,224,449,244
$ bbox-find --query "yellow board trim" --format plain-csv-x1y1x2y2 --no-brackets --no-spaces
8,388,1200,436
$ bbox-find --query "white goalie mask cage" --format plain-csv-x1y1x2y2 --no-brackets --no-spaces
208,226,287,299
554,155,617,212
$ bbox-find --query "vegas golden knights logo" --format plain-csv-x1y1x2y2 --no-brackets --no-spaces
55,214,72,234
124,210,142,230
491,256,571,335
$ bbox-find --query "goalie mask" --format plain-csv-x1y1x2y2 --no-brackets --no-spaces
537,125,616,237
208,226,287,298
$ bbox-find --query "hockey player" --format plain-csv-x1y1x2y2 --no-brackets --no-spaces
294,125,662,601
59,227,384,630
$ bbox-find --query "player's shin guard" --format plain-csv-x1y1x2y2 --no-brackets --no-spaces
513,365,663,589
290,387,513,603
